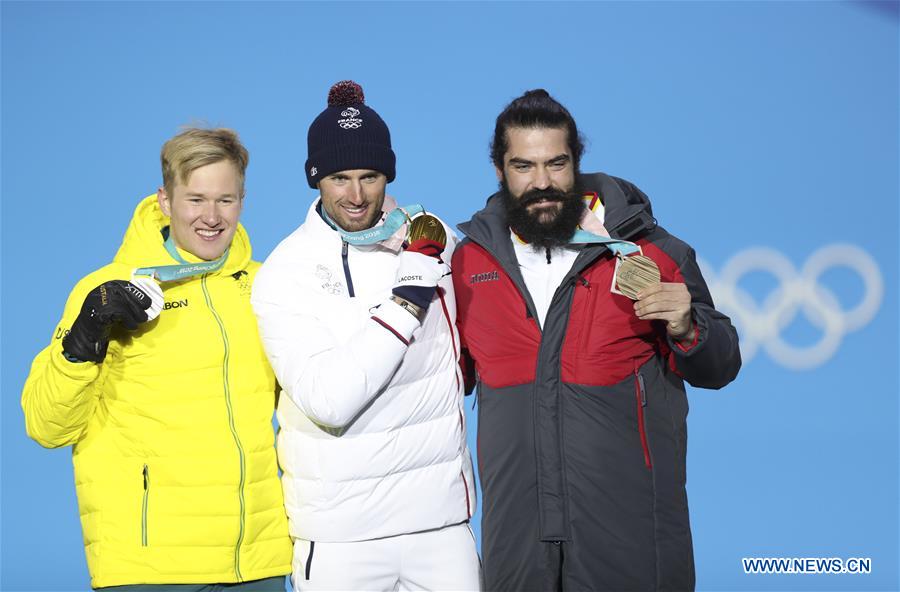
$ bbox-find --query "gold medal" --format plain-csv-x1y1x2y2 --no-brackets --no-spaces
407,214,447,248
615,254,660,300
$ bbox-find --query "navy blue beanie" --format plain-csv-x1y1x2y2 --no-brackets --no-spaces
305,81,396,189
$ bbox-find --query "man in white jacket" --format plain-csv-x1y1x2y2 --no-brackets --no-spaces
251,80,480,592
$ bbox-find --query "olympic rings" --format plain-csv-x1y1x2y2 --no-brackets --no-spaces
697,244,883,370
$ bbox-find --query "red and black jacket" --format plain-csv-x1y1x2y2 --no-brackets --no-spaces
452,173,741,591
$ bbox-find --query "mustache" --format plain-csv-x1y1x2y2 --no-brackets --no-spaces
517,188,571,208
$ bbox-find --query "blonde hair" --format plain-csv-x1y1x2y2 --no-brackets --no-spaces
160,127,249,196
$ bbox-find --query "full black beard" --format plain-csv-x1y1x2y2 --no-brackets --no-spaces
501,180,585,250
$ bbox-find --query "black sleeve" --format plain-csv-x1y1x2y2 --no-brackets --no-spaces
668,245,742,389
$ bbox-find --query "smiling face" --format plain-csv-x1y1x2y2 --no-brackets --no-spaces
498,126,585,249
157,159,243,261
318,169,387,232
496,126,577,219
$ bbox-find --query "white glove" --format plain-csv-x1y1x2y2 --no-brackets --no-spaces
394,250,449,289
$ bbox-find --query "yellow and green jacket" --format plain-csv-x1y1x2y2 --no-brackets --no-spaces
21,195,292,588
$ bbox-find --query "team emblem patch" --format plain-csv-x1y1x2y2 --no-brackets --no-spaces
470,270,500,285
338,107,363,129
315,265,345,295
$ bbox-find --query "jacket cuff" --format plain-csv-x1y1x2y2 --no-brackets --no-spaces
667,311,706,356
672,322,700,352
370,298,421,346
52,344,101,381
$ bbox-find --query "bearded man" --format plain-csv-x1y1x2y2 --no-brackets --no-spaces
452,89,741,591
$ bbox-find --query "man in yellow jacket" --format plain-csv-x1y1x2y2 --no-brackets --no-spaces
21,128,292,590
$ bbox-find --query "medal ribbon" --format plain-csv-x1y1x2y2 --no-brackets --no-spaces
569,229,641,257
571,201,659,299
133,235,229,282
567,195,641,256
320,203,425,245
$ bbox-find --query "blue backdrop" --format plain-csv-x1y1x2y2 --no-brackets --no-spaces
2,2,897,591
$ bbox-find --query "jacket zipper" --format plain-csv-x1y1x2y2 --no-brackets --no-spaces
201,274,246,581
634,365,652,469
141,464,150,546
575,275,594,352
341,241,356,297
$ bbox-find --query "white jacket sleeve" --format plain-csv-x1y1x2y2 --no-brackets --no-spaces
252,269,422,429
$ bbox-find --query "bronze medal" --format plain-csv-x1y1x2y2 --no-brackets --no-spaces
407,214,447,248
615,254,661,300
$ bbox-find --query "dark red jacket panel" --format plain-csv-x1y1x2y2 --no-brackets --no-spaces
453,245,539,390
454,237,690,389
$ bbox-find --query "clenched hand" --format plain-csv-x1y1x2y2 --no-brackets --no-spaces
634,282,695,343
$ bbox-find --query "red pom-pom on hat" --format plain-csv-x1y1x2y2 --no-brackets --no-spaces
328,80,365,106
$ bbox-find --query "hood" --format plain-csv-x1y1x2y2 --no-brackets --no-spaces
112,194,252,275
457,172,657,254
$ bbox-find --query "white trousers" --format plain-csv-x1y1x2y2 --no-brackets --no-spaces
291,522,482,591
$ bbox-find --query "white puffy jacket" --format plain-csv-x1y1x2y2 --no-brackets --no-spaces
251,199,476,542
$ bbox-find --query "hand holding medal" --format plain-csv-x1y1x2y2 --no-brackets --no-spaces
570,224,695,343
392,212,449,319
630,275,695,343
407,213,447,252
610,249,694,344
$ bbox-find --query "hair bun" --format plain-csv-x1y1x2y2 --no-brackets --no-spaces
523,89,551,99
328,80,365,106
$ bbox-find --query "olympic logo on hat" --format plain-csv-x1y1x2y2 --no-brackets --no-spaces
339,107,363,129
697,244,883,370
